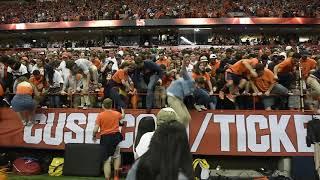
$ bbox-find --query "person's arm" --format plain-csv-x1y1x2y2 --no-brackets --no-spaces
31,83,40,98
92,124,99,141
273,64,280,79
121,79,131,91
101,63,108,73
120,108,125,119
146,61,164,79
207,79,214,95
265,83,275,96
249,80,262,95
180,58,190,80
119,108,125,126
92,114,100,141
242,59,257,77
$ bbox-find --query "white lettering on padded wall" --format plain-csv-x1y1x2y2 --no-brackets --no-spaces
119,114,135,148
214,115,235,152
64,113,86,144
247,115,270,152
22,112,313,153
269,115,295,152
294,115,314,152
43,113,65,145
236,115,246,152
23,113,46,144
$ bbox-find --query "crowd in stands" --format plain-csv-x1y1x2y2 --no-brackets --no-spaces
0,0,319,24
0,45,320,112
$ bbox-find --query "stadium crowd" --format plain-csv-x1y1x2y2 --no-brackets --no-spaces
0,0,319,24
0,45,320,113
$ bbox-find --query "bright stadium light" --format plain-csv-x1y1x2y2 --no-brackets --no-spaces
180,36,194,45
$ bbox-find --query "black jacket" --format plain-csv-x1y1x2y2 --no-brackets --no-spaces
306,118,320,147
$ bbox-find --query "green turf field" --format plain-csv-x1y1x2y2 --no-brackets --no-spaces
8,174,126,180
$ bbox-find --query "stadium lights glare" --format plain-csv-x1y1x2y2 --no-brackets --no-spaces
179,28,212,31
180,36,194,45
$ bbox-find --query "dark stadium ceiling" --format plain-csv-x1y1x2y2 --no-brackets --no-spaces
0,25,318,39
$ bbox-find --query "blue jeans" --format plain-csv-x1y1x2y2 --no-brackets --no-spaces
263,83,288,109
109,87,127,109
49,95,60,108
194,88,217,109
138,74,160,109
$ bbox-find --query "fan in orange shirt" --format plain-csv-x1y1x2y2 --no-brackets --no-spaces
221,57,259,101
11,76,40,126
300,51,317,79
250,64,288,110
105,62,137,109
93,98,124,180
274,52,301,80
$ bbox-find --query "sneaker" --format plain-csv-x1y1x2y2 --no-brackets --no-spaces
194,104,202,112
3,98,10,106
41,106,48,109
82,106,88,110
199,105,207,110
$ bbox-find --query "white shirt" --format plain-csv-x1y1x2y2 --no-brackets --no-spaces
46,70,63,88
75,58,93,74
7,64,28,78
57,60,70,82
186,64,194,76
31,65,44,75
134,132,154,159
105,57,119,71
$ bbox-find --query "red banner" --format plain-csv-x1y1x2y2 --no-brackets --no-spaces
0,108,316,156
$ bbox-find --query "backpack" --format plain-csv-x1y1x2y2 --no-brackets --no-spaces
48,158,64,176
192,159,210,180
12,157,41,176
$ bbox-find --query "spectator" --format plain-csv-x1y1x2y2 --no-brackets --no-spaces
44,63,63,108
11,76,39,126
126,120,194,180
166,58,194,126
249,63,288,110
104,62,136,109
133,56,163,113
93,98,125,180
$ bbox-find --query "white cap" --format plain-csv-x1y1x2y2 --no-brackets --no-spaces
118,50,124,56
200,56,208,62
279,52,287,59
210,54,217,59
285,46,293,51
